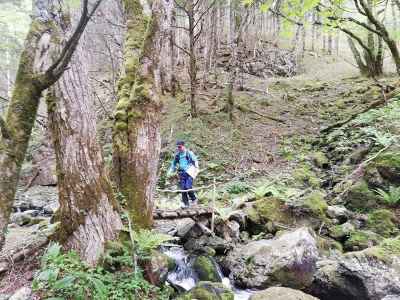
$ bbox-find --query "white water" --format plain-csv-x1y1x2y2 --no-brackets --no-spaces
163,246,254,300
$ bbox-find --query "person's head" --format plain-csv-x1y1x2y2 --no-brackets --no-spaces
176,140,186,152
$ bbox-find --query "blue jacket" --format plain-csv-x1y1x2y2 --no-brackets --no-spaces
168,150,198,174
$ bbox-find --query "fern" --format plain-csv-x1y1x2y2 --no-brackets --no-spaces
215,206,241,222
133,229,176,258
375,186,400,206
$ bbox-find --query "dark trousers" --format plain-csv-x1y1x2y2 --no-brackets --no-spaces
179,171,196,205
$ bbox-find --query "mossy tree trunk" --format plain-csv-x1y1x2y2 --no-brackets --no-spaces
0,0,101,250
112,0,165,229
47,7,122,265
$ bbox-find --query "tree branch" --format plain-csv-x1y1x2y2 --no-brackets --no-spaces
44,0,103,84
0,96,9,103
172,40,191,56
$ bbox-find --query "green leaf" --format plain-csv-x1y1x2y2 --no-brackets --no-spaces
53,275,76,290
36,268,60,282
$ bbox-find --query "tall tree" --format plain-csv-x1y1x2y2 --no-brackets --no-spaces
112,0,165,229
173,0,215,117
0,0,102,250
46,1,122,265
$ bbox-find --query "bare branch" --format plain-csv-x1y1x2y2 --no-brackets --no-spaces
172,40,191,56
44,0,104,83
171,24,190,31
193,0,216,29
0,96,9,103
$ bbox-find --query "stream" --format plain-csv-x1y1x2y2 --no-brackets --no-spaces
163,247,255,300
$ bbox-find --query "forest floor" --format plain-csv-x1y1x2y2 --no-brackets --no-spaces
1,53,399,297
157,52,398,206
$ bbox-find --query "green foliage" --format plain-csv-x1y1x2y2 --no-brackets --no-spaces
133,229,175,259
225,181,252,194
33,243,170,300
374,186,400,206
215,206,241,222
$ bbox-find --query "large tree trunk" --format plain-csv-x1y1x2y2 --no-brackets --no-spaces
47,4,122,265
0,0,65,250
112,0,165,229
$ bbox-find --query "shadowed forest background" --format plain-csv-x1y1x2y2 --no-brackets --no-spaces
0,0,400,299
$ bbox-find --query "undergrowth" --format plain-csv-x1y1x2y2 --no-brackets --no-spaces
33,233,172,300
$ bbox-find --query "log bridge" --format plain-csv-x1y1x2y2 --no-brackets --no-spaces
153,206,213,219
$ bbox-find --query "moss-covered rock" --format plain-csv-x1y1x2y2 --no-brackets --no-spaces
344,230,383,251
193,256,221,282
177,282,234,300
328,222,355,241
311,151,329,169
303,191,328,220
352,236,400,264
317,236,343,253
243,197,294,233
343,180,377,211
366,209,398,238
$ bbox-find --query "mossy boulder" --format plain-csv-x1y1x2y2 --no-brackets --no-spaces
317,236,343,253
193,256,222,282
366,209,399,238
143,250,176,286
371,150,400,185
344,230,383,251
311,237,400,300
243,197,295,233
177,282,234,300
343,180,377,211
249,287,319,300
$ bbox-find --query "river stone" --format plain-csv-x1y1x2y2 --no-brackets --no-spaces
249,287,319,300
177,281,234,300
184,235,230,255
310,242,400,300
9,287,31,300
193,256,222,282
223,227,319,289
176,218,196,237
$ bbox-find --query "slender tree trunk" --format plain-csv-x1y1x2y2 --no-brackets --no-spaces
47,5,122,265
112,0,165,229
188,2,198,117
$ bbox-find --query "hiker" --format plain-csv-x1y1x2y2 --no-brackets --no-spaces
167,140,199,207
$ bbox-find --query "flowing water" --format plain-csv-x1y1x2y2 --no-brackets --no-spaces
163,246,254,300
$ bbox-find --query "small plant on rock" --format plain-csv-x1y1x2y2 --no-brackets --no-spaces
374,186,400,206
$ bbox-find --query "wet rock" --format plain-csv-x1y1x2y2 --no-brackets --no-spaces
10,210,38,226
9,287,31,300
144,250,175,286
193,256,222,282
310,237,400,300
249,287,319,300
14,186,58,214
0,294,10,300
176,281,234,300
223,227,319,289
184,235,230,255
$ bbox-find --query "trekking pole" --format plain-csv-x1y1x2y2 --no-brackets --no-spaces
211,177,216,233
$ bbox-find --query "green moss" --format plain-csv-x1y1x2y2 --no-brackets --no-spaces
367,209,398,237
193,256,221,282
293,164,320,188
303,191,328,220
177,282,234,300
356,236,400,264
344,230,382,251
344,180,377,211
328,223,354,240
311,151,329,168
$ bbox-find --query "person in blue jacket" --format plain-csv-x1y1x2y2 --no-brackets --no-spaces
167,140,198,207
